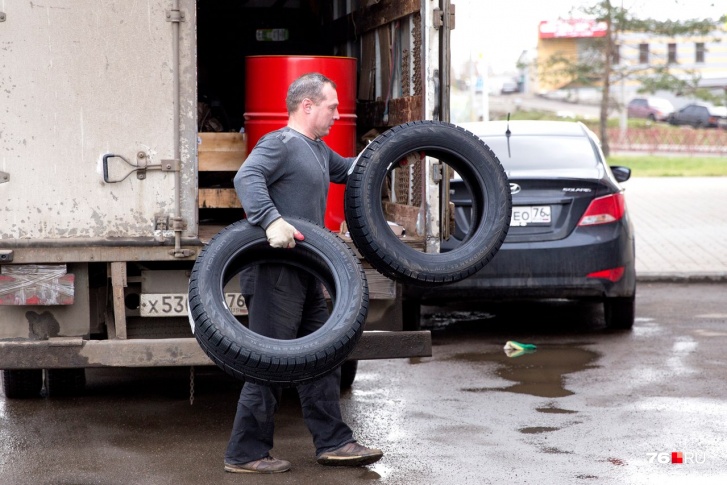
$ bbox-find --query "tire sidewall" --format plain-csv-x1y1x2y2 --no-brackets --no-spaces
188,219,368,385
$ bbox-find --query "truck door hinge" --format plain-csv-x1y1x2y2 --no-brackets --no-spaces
433,5,455,30
166,9,185,23
431,162,443,184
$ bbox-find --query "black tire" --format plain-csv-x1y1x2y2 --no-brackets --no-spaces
1,369,43,399
604,296,635,330
340,360,358,390
345,120,511,286
45,368,86,397
188,218,369,387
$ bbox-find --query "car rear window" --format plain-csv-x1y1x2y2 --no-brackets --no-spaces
480,135,599,170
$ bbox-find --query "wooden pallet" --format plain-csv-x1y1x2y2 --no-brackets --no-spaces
197,132,247,209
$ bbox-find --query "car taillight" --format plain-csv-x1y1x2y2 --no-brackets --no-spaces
578,193,626,226
587,267,625,282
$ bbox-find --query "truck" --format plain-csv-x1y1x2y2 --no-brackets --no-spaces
0,0,454,398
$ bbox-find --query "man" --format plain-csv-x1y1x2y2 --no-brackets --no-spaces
225,72,383,474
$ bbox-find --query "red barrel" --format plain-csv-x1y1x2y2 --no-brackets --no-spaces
245,56,356,231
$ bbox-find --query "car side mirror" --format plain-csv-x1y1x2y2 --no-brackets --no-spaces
610,165,631,183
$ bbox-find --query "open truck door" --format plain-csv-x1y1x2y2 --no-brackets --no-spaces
0,0,455,397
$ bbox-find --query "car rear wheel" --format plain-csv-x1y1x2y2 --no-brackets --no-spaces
1,369,43,399
188,218,369,387
345,120,511,286
604,296,635,330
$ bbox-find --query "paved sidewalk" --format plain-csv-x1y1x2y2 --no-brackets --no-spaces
622,176,727,281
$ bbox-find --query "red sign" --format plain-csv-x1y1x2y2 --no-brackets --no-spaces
539,19,608,39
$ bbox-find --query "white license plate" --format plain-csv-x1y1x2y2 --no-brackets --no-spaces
140,293,248,317
510,206,551,226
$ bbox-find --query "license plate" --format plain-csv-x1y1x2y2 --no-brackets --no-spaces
140,293,248,317
510,206,551,226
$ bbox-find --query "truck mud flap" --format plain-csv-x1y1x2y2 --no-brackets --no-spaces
188,218,369,387
345,120,512,286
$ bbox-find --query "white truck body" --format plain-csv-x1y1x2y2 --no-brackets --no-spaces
0,0,452,386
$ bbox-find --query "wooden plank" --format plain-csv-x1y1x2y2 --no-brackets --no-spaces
198,132,247,151
198,188,241,209
383,201,421,237
198,151,245,172
110,262,127,340
198,132,247,172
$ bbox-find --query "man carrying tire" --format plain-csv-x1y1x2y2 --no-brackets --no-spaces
225,72,383,474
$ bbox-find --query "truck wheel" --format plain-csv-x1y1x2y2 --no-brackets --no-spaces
45,369,86,397
1,369,43,399
345,120,511,286
188,219,369,387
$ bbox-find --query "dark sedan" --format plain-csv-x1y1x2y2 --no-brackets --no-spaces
405,120,636,329
667,103,727,128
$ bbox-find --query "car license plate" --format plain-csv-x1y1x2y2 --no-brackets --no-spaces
140,293,248,317
510,206,551,226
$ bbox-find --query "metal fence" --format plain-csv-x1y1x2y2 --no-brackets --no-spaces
604,126,727,155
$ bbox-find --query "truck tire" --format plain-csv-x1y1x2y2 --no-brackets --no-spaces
345,120,511,286
188,219,369,387
1,369,43,399
45,368,86,397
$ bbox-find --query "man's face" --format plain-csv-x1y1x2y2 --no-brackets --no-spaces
308,83,340,139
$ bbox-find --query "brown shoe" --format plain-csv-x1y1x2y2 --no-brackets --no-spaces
316,441,383,466
224,456,291,474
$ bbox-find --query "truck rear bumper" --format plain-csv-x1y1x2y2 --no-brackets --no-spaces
0,331,431,369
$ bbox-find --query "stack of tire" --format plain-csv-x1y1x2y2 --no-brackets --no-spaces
188,121,511,386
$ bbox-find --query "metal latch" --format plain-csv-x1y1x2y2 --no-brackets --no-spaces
102,152,180,183
0,250,13,262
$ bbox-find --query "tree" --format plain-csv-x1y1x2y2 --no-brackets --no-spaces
538,1,725,156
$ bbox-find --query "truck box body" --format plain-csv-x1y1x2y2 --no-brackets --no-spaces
0,0,452,384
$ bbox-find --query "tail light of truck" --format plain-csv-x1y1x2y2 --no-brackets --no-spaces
578,193,626,226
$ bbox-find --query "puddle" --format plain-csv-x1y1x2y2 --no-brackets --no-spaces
519,426,560,434
536,405,578,414
454,344,600,398
541,446,573,454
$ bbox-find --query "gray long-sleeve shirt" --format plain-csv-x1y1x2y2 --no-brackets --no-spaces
234,127,353,228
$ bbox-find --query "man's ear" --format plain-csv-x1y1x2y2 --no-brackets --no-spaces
302,98,313,113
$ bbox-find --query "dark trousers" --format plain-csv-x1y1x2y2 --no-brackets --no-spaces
224,264,354,465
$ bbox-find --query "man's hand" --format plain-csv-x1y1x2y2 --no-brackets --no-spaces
265,218,305,248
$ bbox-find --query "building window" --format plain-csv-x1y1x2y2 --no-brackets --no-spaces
639,43,649,64
668,43,677,63
612,45,620,65
695,42,705,63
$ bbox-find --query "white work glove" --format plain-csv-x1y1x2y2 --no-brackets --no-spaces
265,218,304,248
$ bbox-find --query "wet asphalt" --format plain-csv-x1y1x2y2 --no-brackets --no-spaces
2,281,726,485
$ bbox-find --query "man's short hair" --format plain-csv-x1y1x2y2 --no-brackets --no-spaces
286,72,337,114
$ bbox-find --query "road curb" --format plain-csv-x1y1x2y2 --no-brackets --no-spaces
636,272,727,283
